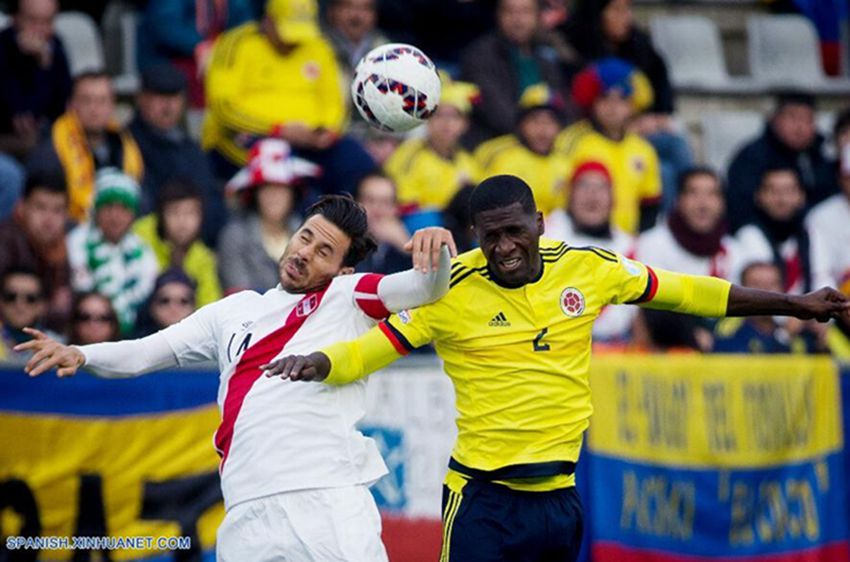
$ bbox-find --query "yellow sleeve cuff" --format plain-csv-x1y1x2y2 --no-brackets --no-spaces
323,324,404,386
644,268,731,317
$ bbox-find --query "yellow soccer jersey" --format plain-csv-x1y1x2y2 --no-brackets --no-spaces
474,135,569,216
384,138,482,210
202,23,345,164
379,238,658,487
556,121,661,234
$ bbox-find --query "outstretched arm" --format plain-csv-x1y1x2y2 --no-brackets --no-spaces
639,268,850,321
15,328,179,378
725,285,849,321
262,322,404,383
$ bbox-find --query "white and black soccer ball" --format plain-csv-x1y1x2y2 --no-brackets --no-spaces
351,43,442,133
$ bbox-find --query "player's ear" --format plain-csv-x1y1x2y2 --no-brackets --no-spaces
337,266,355,276
536,211,545,236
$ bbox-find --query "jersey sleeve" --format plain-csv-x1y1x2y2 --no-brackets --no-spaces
323,302,441,385
595,251,731,317
590,249,659,305
164,294,231,364
380,304,438,354
352,273,390,320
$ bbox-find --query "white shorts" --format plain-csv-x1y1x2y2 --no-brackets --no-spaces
216,485,388,562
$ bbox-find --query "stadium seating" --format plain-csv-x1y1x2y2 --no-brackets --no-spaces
54,12,105,75
699,109,763,174
747,15,850,93
649,15,758,94
102,2,140,95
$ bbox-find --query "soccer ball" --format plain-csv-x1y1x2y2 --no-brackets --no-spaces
351,43,442,133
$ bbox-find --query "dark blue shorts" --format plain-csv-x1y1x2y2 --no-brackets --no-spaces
440,479,583,562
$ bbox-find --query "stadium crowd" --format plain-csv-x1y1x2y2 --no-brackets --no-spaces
0,0,849,360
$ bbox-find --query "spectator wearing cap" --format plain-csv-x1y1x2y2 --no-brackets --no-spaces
0,171,71,332
138,0,254,107
67,168,158,335
129,63,225,246
384,78,482,214
727,93,837,232
133,180,222,307
474,84,569,216
560,0,692,210
217,139,319,293
557,57,661,234
203,0,375,196
460,0,576,147
546,160,637,346
636,167,744,282
27,72,143,223
133,268,198,337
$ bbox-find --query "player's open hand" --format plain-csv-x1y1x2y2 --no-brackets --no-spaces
14,327,85,377
261,352,331,382
405,227,458,272
793,287,850,322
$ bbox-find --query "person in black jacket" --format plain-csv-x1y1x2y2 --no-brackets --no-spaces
129,63,226,246
726,93,837,232
460,0,576,148
561,0,692,210
0,0,71,160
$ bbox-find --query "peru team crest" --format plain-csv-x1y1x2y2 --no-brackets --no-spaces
560,287,585,317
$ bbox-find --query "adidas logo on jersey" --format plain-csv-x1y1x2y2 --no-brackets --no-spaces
488,312,511,327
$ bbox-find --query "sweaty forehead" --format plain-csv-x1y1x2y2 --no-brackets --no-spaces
301,215,350,250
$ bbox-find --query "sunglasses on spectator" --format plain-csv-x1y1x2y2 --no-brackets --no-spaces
154,296,193,306
2,291,42,304
75,312,114,323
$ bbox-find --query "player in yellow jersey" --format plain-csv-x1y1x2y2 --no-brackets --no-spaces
263,175,850,562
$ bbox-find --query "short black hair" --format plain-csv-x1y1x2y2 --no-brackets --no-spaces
155,180,203,239
834,107,850,140
774,91,816,114
304,194,376,267
353,171,396,202
677,166,721,195
468,175,536,224
23,170,66,199
1,265,44,297
740,261,784,287
759,165,802,190
72,70,112,95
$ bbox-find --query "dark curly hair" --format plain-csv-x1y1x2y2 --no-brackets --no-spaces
304,194,377,267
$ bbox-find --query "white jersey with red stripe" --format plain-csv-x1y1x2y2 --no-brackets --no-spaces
163,273,390,510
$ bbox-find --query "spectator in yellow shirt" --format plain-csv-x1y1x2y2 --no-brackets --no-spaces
384,78,482,214
202,0,375,195
474,84,569,216
557,57,661,234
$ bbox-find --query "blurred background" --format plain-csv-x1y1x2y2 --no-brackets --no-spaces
0,0,849,560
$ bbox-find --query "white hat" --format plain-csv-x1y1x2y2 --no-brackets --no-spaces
226,139,321,195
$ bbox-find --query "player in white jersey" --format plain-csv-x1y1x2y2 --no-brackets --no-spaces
16,195,456,562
